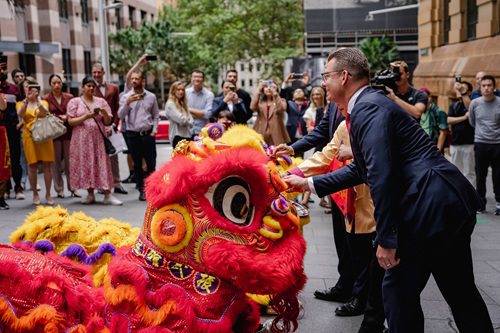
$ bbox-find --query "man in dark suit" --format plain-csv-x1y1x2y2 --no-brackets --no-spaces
92,63,127,195
283,48,493,333
275,102,354,304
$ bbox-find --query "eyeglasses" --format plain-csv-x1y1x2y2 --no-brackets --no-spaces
321,70,351,82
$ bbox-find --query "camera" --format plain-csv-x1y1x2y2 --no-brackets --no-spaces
371,67,401,93
264,80,273,87
229,86,236,92
292,73,304,80
145,54,157,61
455,75,462,83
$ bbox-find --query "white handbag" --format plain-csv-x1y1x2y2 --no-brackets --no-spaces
31,113,67,143
108,130,128,155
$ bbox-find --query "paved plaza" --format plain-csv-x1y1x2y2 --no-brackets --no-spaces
1,144,499,332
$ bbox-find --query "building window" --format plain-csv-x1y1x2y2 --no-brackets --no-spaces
241,79,245,87
141,10,147,24
18,53,35,77
466,0,477,40
443,0,450,45
62,48,72,82
249,79,253,87
257,63,261,71
115,7,122,30
129,6,136,28
84,51,92,76
240,63,244,72
81,0,89,24
59,0,68,19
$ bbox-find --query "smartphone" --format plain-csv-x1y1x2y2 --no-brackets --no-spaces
145,54,157,61
28,84,41,91
455,75,461,83
93,108,100,114
229,86,236,92
292,73,304,80
264,80,273,87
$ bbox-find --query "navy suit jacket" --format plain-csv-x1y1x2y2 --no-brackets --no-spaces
313,88,480,252
291,102,344,154
211,95,251,124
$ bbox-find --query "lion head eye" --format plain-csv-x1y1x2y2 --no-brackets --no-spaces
205,177,255,226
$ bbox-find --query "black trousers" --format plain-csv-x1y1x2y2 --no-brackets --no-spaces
359,252,386,332
330,202,354,292
5,124,22,190
382,219,493,333
347,231,376,301
474,142,500,208
126,132,156,192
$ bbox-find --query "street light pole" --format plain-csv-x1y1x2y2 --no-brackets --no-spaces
99,0,123,82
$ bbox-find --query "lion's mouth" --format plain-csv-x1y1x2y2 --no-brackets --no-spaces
258,216,283,240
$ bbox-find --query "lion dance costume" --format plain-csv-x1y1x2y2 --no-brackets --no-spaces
0,125,307,333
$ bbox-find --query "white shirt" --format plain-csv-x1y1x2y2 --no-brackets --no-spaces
307,85,369,194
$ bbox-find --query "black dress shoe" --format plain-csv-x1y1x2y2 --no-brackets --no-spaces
335,296,365,316
114,185,128,195
314,286,351,303
122,174,135,184
358,325,388,333
138,191,146,201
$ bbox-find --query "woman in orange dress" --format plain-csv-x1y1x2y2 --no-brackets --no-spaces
16,77,54,205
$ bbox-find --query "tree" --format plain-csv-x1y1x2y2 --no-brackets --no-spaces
358,36,400,77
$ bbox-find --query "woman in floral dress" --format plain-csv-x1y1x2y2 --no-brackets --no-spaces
66,76,122,205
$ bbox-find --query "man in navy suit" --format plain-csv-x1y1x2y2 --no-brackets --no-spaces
283,48,493,333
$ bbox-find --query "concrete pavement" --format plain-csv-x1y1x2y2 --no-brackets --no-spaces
1,144,499,332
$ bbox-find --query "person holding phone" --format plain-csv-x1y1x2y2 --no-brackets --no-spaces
16,77,54,205
66,76,122,206
250,80,289,146
211,80,251,124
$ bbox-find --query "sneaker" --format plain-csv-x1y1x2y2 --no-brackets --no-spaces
0,198,9,210
82,196,95,204
103,195,123,206
4,191,10,200
15,191,25,200
495,203,500,216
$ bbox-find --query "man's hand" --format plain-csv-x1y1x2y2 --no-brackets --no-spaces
273,144,294,156
336,143,353,162
376,245,400,270
127,93,143,105
282,174,310,193
385,86,397,101
150,131,157,137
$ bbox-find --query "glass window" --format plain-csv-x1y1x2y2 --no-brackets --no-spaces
115,7,122,30
62,48,72,82
81,0,89,24
249,79,253,87
141,10,147,24
59,0,68,19
241,79,245,87
466,0,477,40
129,6,136,28
240,63,244,72
84,51,92,76
443,0,450,44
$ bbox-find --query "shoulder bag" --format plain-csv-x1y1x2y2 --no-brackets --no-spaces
81,98,116,156
31,105,67,143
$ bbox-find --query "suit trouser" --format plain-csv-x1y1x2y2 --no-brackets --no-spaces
51,139,71,193
347,231,376,301
126,133,156,192
383,219,493,333
359,252,386,331
331,202,354,292
5,124,22,191
474,142,500,207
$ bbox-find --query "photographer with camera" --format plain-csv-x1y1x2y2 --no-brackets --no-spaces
211,80,251,125
281,72,311,101
376,60,427,119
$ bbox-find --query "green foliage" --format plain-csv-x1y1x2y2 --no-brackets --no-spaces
109,0,304,82
358,36,400,77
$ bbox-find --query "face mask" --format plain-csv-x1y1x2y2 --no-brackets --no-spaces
0,73,7,82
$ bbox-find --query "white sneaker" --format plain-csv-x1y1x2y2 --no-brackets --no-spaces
103,195,123,206
15,191,25,200
82,196,95,204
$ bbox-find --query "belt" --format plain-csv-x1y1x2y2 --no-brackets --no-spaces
127,129,153,136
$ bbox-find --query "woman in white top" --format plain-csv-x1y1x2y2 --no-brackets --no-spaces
165,81,194,148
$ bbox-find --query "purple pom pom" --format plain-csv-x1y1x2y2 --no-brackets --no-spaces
34,240,55,253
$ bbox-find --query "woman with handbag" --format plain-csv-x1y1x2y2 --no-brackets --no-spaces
66,76,122,205
43,74,77,199
16,77,55,205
